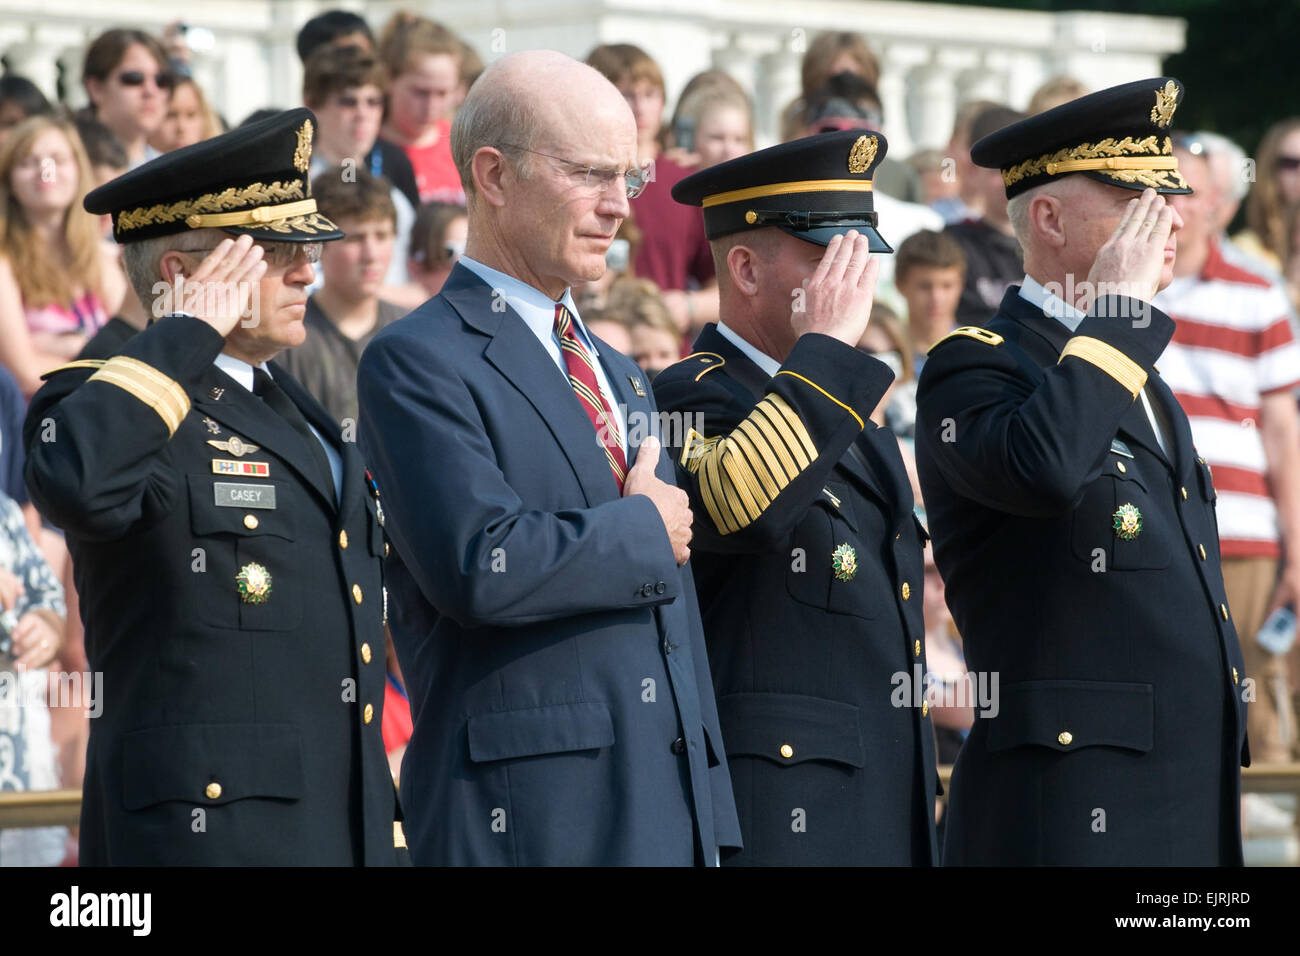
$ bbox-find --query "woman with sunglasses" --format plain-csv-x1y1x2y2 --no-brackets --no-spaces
81,29,172,170
1237,117,1300,273
0,116,126,395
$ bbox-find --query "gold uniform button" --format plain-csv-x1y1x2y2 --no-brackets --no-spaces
1220,603,1229,621
1116,461,1127,473
914,639,921,658
384,542,390,558
1181,486,1188,500
339,530,349,549
779,744,794,759
921,700,930,718
205,782,222,800
1232,667,1240,685
352,584,363,604
363,703,374,724
1058,731,1073,746
243,514,259,530
1199,544,1207,561
361,642,372,664
901,582,911,601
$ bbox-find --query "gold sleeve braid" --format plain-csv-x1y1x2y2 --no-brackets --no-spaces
1057,336,1147,398
88,356,191,436
680,393,818,534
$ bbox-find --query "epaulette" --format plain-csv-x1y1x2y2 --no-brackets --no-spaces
680,351,726,382
40,359,106,380
928,327,1004,353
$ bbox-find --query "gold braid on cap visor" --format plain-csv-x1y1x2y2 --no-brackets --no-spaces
1001,135,1186,190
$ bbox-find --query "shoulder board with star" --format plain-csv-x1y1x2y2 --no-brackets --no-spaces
928,327,1004,353
679,351,727,382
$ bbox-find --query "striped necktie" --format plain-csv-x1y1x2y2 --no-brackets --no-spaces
554,303,626,490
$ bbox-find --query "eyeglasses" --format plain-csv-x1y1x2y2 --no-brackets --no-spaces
177,241,322,268
116,70,175,90
499,144,654,199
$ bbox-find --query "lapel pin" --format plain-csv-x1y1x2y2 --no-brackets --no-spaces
203,416,222,434
209,386,225,401
629,375,646,397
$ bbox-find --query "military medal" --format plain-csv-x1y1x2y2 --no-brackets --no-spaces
236,562,272,604
208,435,260,457
1113,503,1142,540
831,543,858,582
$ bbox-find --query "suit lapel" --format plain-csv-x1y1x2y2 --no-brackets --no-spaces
598,342,654,475
190,364,337,511
1145,371,1192,475
272,360,352,515
440,266,621,506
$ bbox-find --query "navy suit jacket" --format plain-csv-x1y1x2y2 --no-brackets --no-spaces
357,264,742,865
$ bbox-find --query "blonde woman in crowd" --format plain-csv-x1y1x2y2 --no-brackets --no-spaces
148,76,222,153
0,116,126,396
1238,117,1300,272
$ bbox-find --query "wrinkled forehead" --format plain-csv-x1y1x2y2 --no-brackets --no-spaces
536,85,638,164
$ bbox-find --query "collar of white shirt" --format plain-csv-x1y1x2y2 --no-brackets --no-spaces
1017,274,1085,332
715,320,781,377
458,256,592,354
213,352,269,392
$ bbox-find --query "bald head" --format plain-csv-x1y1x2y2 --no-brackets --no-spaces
452,49,641,299
451,50,635,205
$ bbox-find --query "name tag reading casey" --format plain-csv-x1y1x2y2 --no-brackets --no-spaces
213,482,277,509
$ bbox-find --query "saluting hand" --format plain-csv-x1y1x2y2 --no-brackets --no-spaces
624,436,693,566
176,234,267,338
1084,187,1180,308
792,230,881,348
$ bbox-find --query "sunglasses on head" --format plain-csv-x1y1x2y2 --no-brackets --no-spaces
116,70,175,90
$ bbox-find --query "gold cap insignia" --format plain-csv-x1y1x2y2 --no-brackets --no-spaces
236,562,273,604
1113,502,1143,540
831,542,858,581
293,120,313,172
1150,80,1179,129
848,135,877,174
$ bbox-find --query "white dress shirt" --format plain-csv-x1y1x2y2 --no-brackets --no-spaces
1018,275,1170,457
213,352,343,502
459,256,627,452
715,320,780,377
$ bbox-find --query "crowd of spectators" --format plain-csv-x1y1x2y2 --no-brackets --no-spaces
1,7,1299,862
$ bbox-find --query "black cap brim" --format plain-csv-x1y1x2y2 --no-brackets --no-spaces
780,222,892,253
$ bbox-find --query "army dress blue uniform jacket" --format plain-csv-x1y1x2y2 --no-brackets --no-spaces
654,325,939,865
356,264,742,865
23,314,401,865
915,290,1249,865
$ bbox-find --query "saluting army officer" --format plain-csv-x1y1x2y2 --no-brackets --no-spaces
915,79,1249,865
22,109,404,865
656,131,939,865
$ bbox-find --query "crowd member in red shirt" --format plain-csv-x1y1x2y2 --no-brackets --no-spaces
377,12,468,206
586,43,718,345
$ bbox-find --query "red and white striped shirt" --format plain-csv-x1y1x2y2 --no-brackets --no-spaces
1155,240,1300,558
